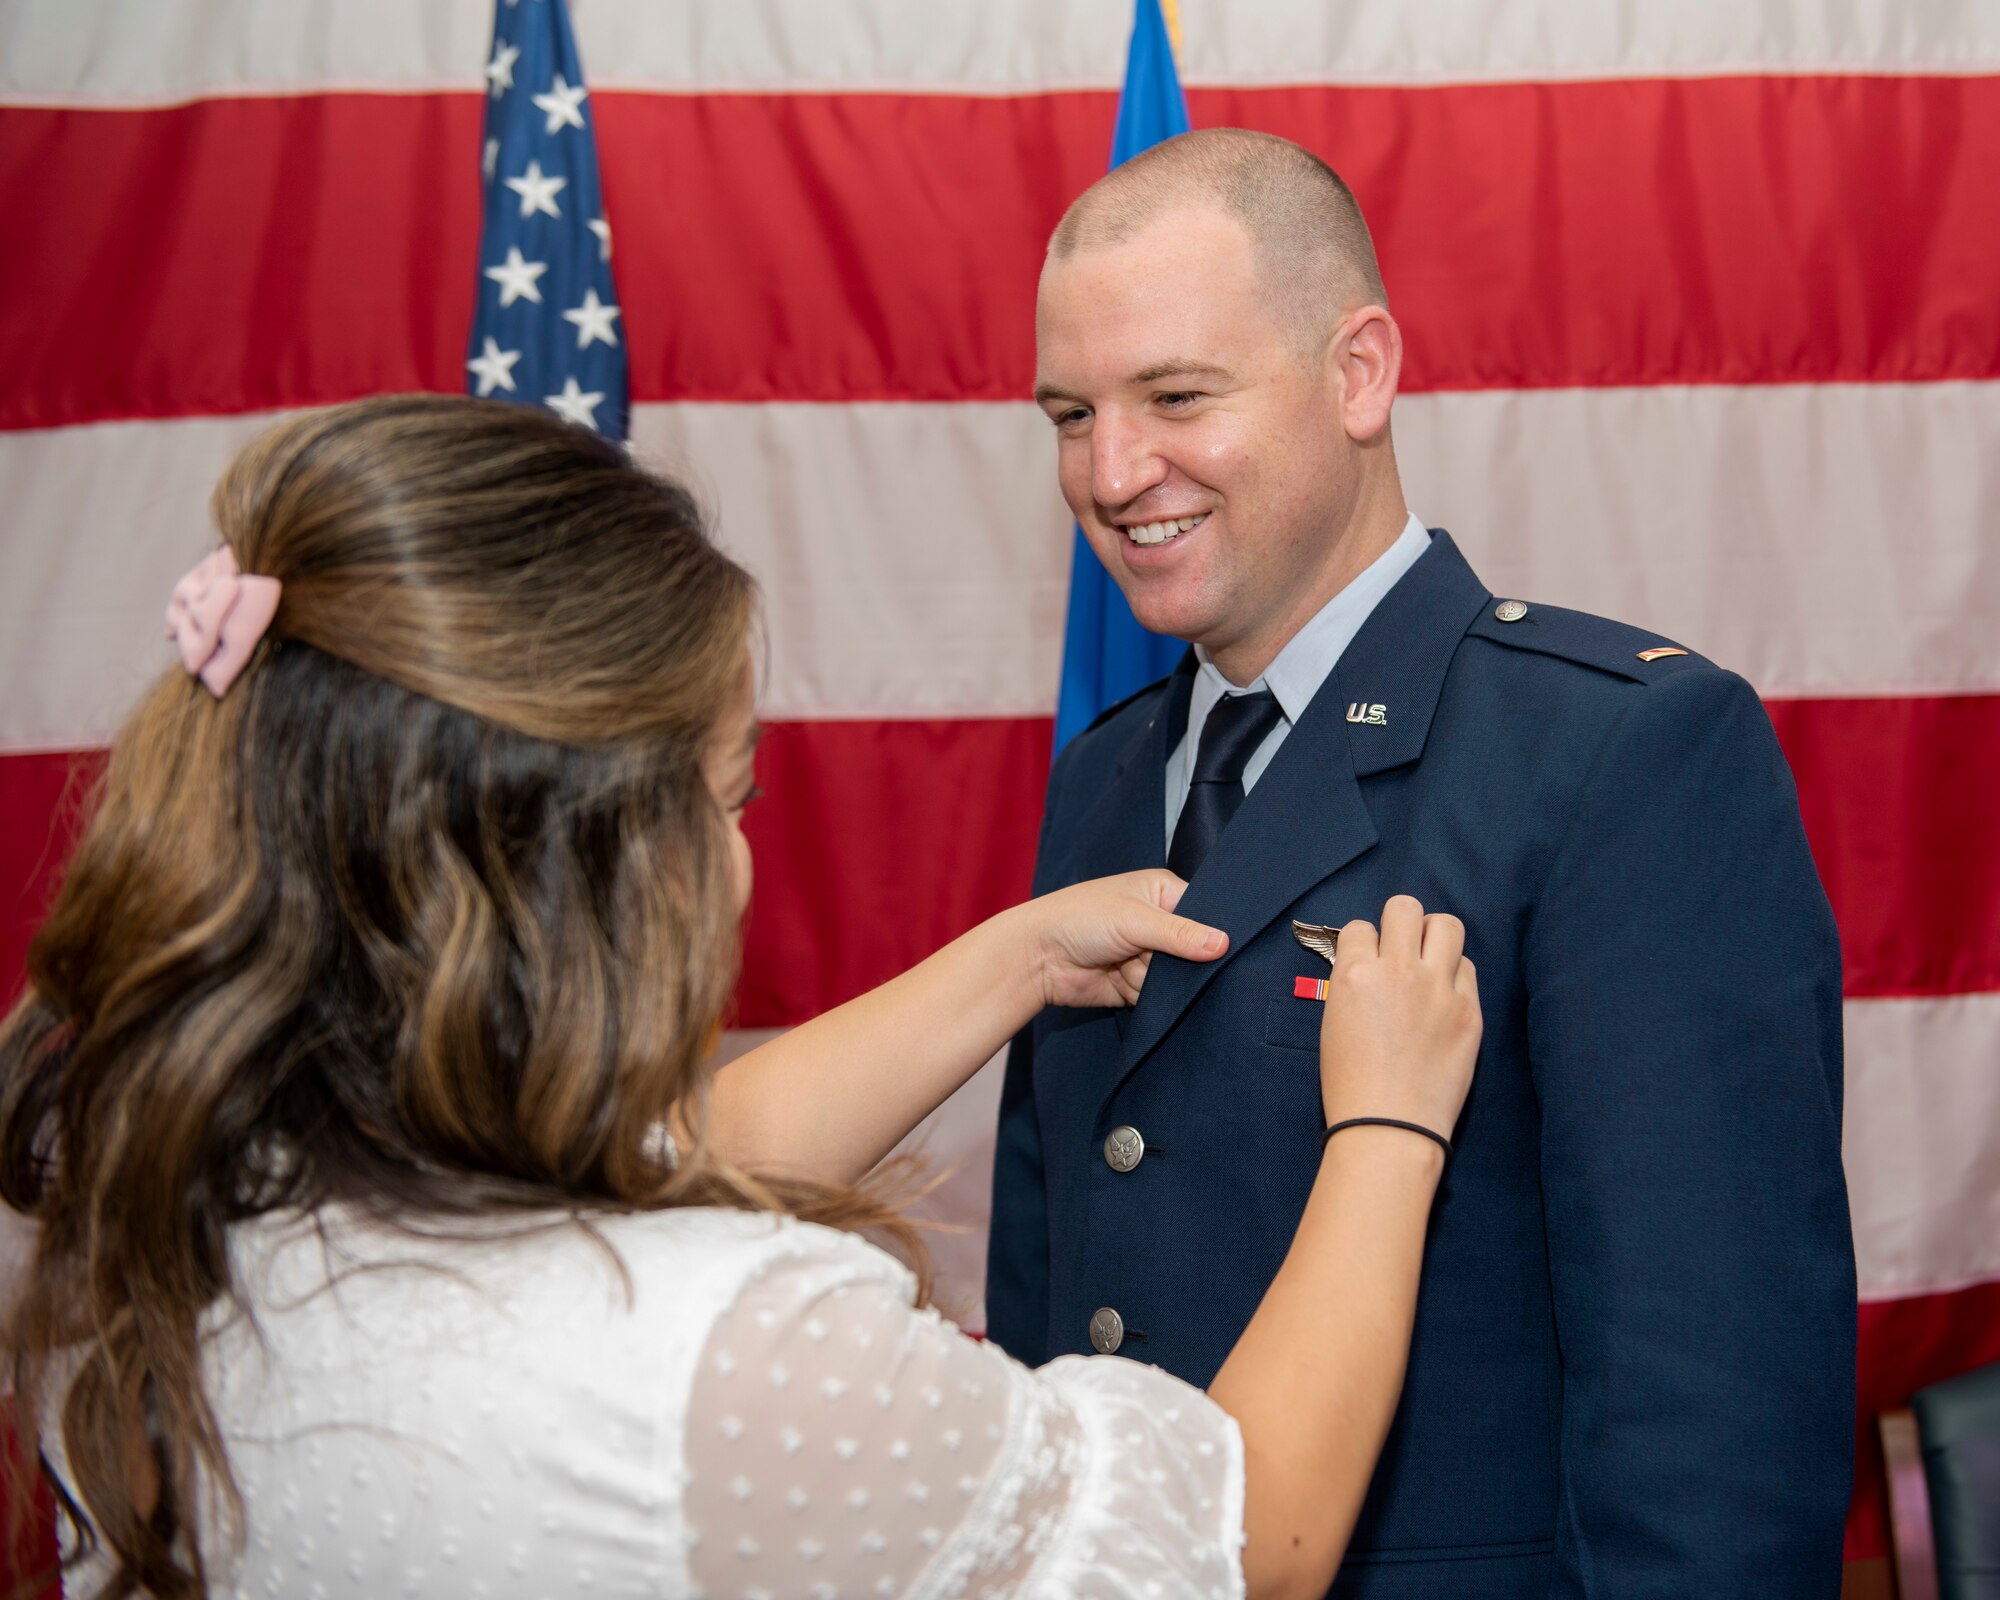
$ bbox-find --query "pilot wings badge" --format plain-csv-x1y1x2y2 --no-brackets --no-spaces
1291,920,1340,967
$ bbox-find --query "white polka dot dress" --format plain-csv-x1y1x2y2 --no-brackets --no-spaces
46,1206,1244,1598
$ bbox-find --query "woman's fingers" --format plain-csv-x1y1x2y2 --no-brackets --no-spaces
1317,901,1484,1137
1037,873,1224,1011
1351,898,1462,968
1378,894,1426,960
1337,917,1380,963
1111,873,1222,960
1420,911,1465,970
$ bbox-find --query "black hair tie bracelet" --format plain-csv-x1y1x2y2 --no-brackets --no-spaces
1324,1117,1452,1160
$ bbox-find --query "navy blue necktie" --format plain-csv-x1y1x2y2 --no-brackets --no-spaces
1167,689,1285,879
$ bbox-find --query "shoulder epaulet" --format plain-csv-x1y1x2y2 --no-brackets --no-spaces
1463,598,1715,685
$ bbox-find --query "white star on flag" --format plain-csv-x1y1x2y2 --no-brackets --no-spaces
466,0,627,440
484,246,549,306
504,160,566,219
545,376,605,431
532,74,589,134
485,42,520,96
562,288,621,349
467,337,523,396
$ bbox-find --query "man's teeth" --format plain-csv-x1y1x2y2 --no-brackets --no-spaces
1124,514,1206,546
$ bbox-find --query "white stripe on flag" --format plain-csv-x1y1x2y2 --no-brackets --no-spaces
5,0,1998,107
1847,991,2000,1303
5,384,1995,749
1395,382,2000,700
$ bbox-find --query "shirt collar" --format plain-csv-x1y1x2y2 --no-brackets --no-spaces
1193,512,1432,723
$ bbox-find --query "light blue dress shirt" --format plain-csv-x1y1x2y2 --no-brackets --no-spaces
1165,514,1431,847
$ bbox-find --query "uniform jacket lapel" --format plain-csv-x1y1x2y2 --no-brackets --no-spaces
1110,531,1493,1090
1041,653,1196,889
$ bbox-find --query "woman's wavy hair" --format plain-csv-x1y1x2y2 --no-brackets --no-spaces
0,394,924,1598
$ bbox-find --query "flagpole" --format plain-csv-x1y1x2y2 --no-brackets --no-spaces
1049,0,1195,752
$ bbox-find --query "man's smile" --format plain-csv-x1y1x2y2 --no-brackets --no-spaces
1116,510,1210,547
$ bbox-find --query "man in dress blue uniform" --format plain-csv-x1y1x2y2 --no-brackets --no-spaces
987,129,1856,1597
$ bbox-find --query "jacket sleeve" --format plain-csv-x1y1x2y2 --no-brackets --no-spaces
983,746,1073,1365
1523,668,1856,1598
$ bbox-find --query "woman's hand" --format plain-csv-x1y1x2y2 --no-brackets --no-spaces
1216,896,1481,1600
1021,870,1229,1010
714,873,1220,1188
1318,895,1482,1138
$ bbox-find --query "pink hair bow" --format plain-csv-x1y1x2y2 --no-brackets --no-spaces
163,547,282,697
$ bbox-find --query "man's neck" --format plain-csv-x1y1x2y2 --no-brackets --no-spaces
1207,501,1410,686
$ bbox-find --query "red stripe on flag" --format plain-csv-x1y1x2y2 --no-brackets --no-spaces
0,725,1047,1026
1195,75,2000,397
1769,694,2000,1000
6,726,1999,1562
1847,1279,2000,1559
7,73,2000,428
735,718,1050,1027
0,97,482,431
0,748,102,1010
0,1400,58,1599
6,698,2000,1013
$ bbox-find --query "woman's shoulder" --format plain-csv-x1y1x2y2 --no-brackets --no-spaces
589,1204,917,1301
230,1201,912,1334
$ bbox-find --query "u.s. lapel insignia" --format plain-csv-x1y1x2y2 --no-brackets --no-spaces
1345,703,1387,726
1636,647,1689,663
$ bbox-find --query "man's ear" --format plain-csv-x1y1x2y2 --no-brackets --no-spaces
1331,306,1402,443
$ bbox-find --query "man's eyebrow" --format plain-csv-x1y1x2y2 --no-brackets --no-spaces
1033,361,1235,406
1131,359,1234,385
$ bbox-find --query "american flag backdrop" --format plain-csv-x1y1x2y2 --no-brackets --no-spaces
467,0,627,439
1,0,1997,1564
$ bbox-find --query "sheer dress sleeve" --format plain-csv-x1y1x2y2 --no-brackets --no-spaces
683,1233,1244,1600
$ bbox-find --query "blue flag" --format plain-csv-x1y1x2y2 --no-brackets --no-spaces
1051,0,1192,753
466,0,629,442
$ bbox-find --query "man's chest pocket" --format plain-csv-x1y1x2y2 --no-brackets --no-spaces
1262,989,1326,1053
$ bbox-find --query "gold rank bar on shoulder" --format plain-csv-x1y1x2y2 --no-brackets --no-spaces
1637,647,1689,663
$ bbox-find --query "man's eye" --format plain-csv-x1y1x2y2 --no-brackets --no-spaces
1051,407,1090,428
1157,391,1202,409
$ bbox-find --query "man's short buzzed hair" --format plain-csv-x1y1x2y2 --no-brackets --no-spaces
1049,128,1387,343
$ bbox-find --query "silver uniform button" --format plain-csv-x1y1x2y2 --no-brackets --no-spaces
1089,1306,1125,1354
1495,599,1529,623
1103,1125,1145,1172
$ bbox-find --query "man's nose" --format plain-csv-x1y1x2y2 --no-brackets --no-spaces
1090,414,1169,509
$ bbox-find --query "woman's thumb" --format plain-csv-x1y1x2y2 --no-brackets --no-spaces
1152,908,1227,961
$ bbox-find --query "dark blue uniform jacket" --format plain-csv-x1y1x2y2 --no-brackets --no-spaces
987,530,1856,1598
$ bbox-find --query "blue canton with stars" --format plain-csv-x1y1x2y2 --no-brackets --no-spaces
467,0,627,440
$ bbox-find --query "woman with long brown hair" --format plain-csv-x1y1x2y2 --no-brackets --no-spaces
1,394,1479,1600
